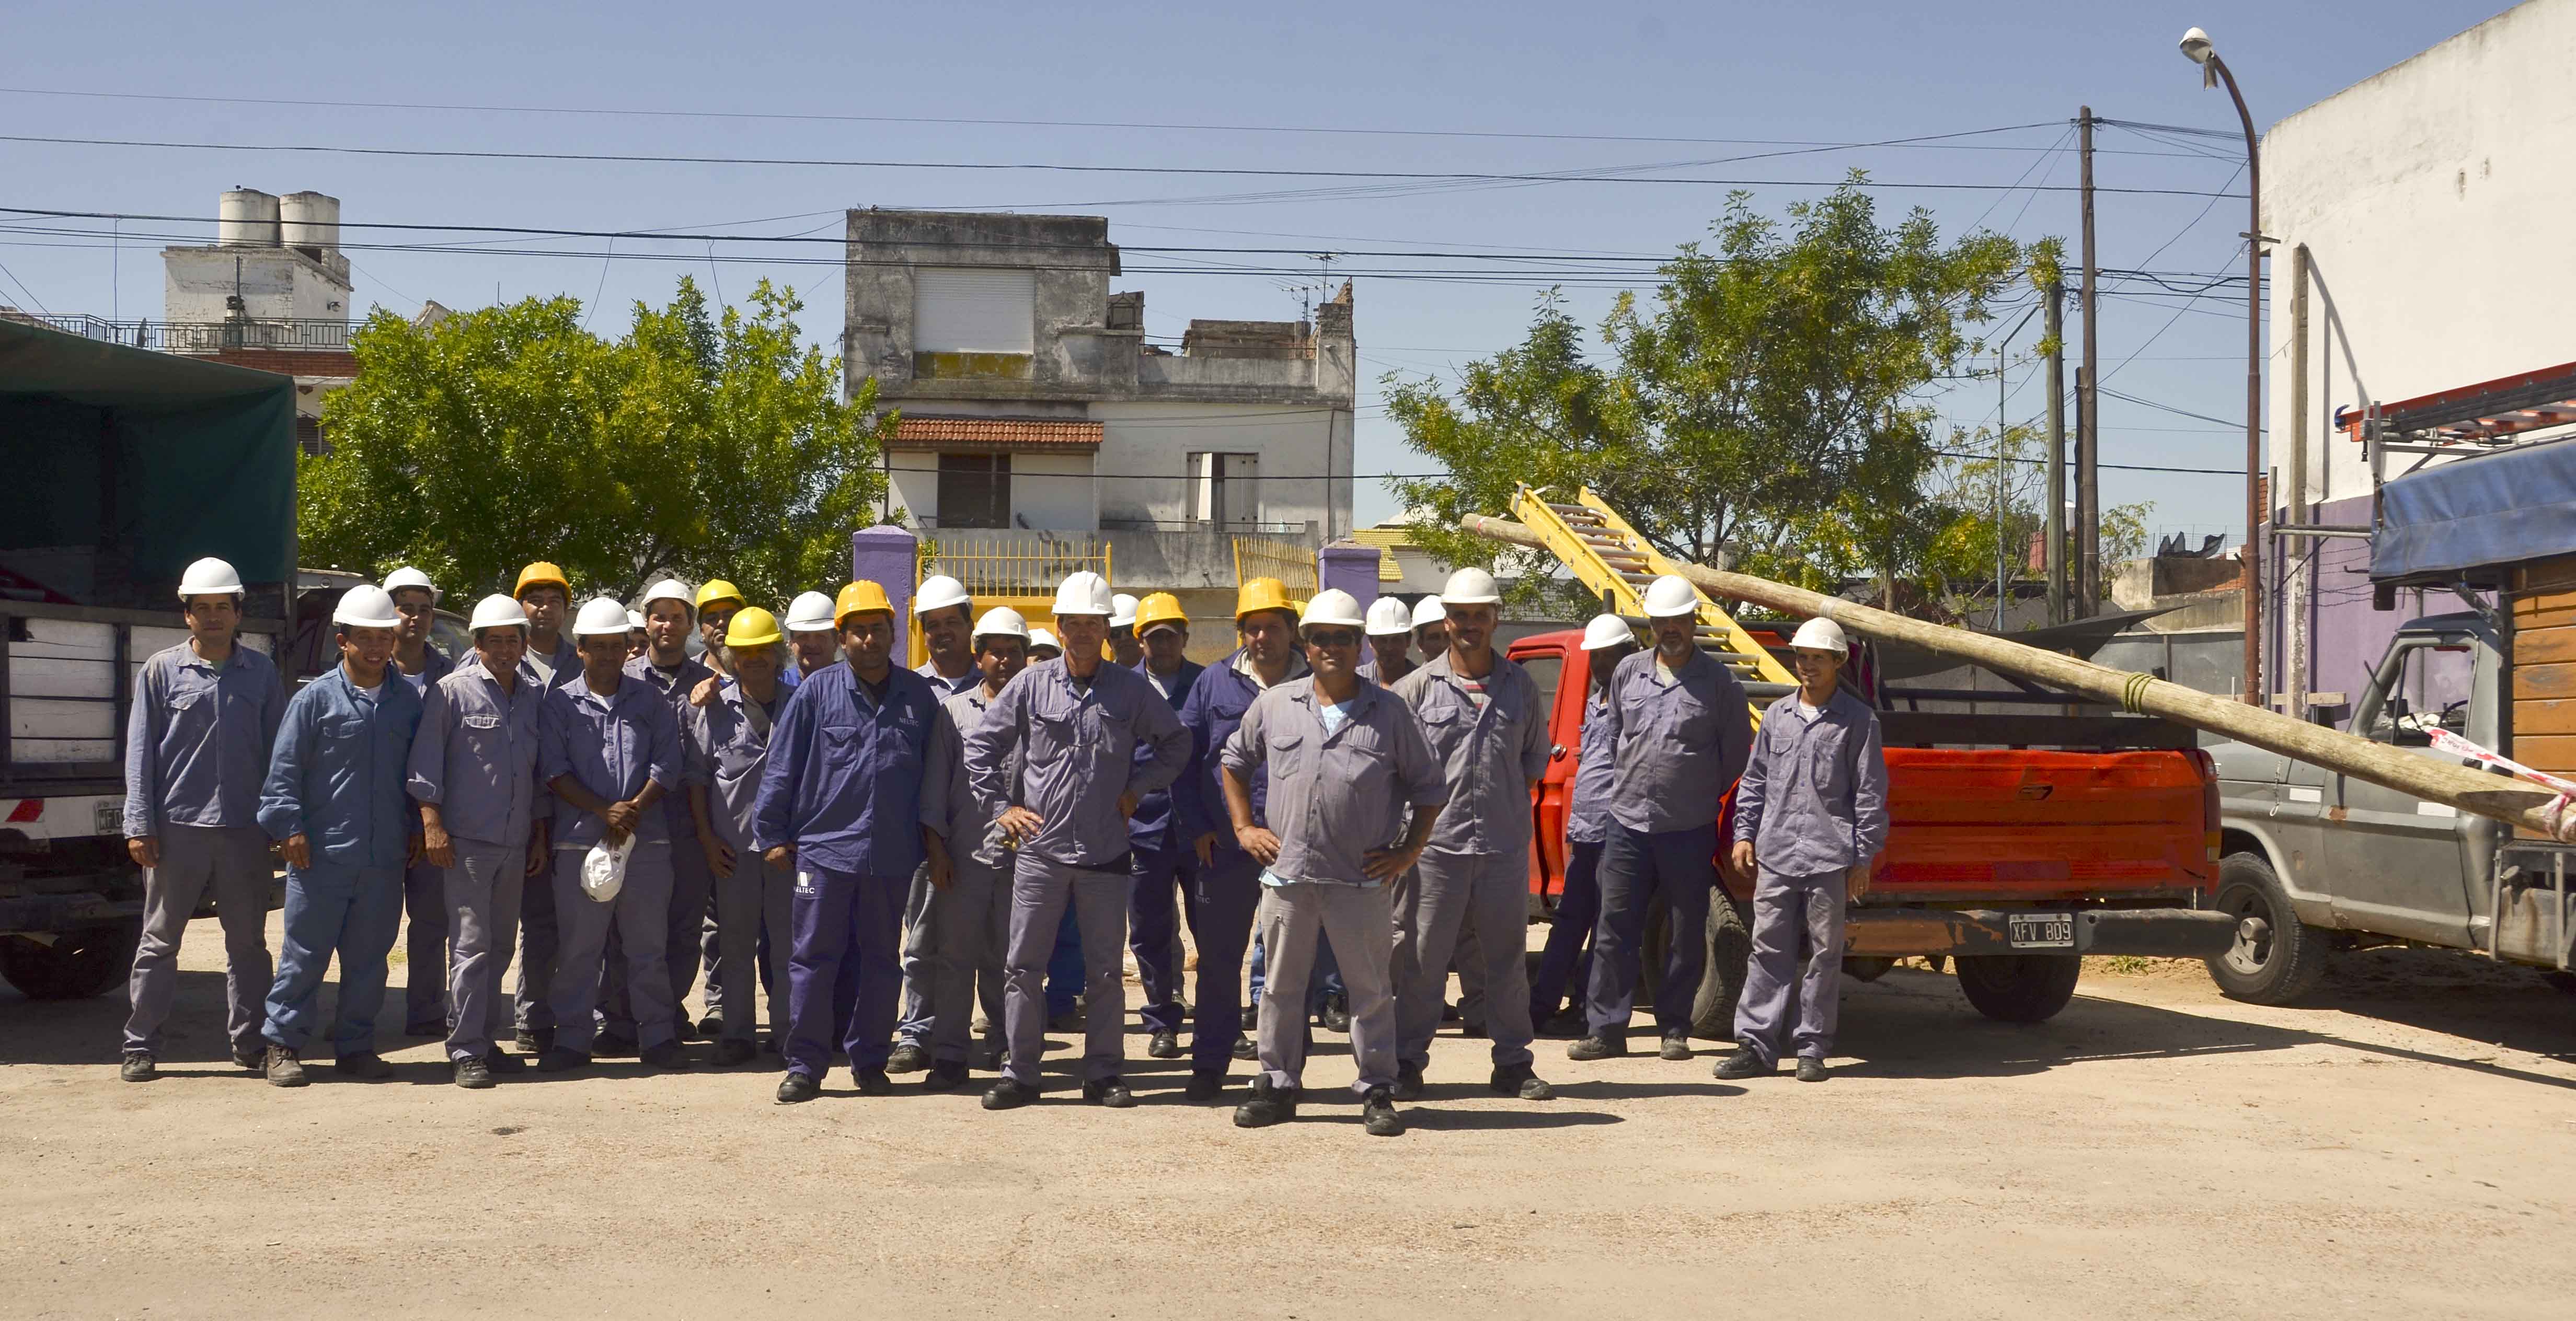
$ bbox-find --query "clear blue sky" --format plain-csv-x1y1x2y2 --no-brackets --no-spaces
0,0,2515,541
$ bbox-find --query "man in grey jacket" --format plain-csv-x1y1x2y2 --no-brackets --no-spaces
1718,617,1889,1083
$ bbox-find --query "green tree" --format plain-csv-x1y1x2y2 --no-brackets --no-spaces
304,278,889,606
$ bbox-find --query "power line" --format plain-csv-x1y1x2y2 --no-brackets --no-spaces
0,133,2251,198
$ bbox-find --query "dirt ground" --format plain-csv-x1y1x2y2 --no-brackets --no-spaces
5,912,2574,1321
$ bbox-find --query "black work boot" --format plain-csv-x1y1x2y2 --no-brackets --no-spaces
776,1071,822,1104
1566,1035,1626,1062
1361,1085,1405,1137
1714,1045,1775,1081
1796,1056,1828,1083
1147,1030,1183,1059
119,1052,156,1083
982,1078,1041,1110
1084,1076,1137,1108
1184,1068,1227,1102
1659,1032,1693,1061
1233,1075,1298,1128
1392,1060,1426,1102
264,1045,307,1088
453,1056,494,1090
922,1061,970,1092
885,1040,929,1073
1491,1062,1555,1100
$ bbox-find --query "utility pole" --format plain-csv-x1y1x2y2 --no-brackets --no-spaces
1995,347,2010,631
2287,244,2310,722
2044,281,2068,624
2076,106,2101,619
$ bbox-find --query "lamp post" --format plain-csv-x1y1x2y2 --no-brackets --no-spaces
2181,25,2267,706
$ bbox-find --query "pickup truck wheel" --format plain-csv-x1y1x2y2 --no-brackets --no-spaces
1688,895,1755,1040
0,920,142,1000
2204,851,2330,1004
1843,956,1896,983
1954,954,2082,1023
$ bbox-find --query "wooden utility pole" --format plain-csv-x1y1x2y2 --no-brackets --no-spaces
1994,347,2010,631
2077,106,2100,618
2045,281,2067,624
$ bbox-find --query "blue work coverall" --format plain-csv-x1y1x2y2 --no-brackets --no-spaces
1126,655,1204,1038
1729,685,1890,1065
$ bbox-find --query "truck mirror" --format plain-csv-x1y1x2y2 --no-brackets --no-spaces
2395,725,2433,748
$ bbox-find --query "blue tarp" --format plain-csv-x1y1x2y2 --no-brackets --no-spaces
2372,438,2576,582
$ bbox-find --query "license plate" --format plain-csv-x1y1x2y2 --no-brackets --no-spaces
94,801,122,835
2008,912,2075,949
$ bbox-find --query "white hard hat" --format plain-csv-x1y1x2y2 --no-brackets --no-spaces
1110,593,1140,629
177,557,244,600
581,835,632,905
1051,571,1113,618
1364,596,1413,637
468,594,530,633
1440,566,1502,606
626,609,646,631
1298,589,1366,630
784,590,836,633
382,565,440,604
1642,574,1700,619
1581,615,1635,651
915,574,972,617
331,584,401,629
1028,627,1062,654
1411,595,1446,630
573,596,632,638
1790,617,1849,656
973,606,1029,643
640,578,693,617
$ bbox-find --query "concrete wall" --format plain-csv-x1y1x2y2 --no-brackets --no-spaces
2266,0,2576,510
1091,400,1351,535
163,246,351,323
1011,450,1097,530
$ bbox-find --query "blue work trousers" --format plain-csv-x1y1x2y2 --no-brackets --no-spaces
1584,821,1715,1042
1530,838,1604,1021
261,861,404,1058
1188,852,1263,1069
784,864,905,1080
1128,842,1197,1034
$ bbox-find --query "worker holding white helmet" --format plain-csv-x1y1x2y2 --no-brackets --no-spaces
889,571,982,1073
964,570,1190,1111
1528,615,1638,1035
1569,573,1753,1067
533,596,688,1074
254,584,427,1088
1358,595,1418,683
117,556,288,1084
380,566,458,1039
1221,589,1449,1137
1385,566,1559,1104
595,579,720,1053
912,606,1035,1089
1718,615,1888,1084
406,594,547,1087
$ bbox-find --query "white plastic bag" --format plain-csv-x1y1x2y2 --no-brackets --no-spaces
581,834,634,904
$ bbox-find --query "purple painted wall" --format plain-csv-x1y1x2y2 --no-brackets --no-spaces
850,525,918,633
1316,542,1382,610
2276,493,2424,726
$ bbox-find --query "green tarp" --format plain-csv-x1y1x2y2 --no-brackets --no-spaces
0,318,297,596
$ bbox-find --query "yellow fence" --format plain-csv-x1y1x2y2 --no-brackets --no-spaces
1230,535,1318,596
908,531,1114,667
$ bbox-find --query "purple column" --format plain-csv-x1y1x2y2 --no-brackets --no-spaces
1317,541,1382,611
851,524,919,638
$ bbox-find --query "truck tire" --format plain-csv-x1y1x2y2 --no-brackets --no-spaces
0,919,141,1001
1955,953,2082,1023
1688,895,1754,1040
2204,851,2330,1004
1843,956,1896,983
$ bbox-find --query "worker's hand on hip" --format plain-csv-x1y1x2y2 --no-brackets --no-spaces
1235,825,1281,866
1362,844,1420,882
280,833,310,871
764,844,795,868
997,807,1044,844
1728,840,1756,879
1845,863,1871,900
127,836,159,870
1117,790,1140,819
1192,831,1217,867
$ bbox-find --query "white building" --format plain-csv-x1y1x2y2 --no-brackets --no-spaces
2263,0,2576,709
847,209,1356,622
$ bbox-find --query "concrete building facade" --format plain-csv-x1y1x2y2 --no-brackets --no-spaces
846,208,1356,629
2262,0,2576,715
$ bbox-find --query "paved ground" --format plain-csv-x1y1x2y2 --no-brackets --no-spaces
4,912,2574,1320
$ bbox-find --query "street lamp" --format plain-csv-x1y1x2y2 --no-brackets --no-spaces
2181,25,2266,706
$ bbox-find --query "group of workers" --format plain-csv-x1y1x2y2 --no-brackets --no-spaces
116,549,1888,1134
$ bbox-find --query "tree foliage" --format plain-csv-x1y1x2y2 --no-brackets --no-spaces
303,278,889,607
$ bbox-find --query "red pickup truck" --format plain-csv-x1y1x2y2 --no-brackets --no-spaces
1509,623,2233,1030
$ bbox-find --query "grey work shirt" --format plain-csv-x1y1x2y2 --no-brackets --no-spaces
122,640,286,837
393,643,455,699
1601,647,1754,835
405,659,543,849
962,658,1189,871
683,676,786,853
916,659,981,698
1566,686,1618,845
1221,677,1448,886
519,634,581,691
922,685,1017,869
1733,686,1891,876
1390,650,1550,857
625,652,716,837
539,671,683,852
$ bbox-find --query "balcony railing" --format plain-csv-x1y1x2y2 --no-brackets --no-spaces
7,313,353,353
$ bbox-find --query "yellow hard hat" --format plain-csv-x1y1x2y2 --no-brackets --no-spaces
1135,592,1188,634
514,561,569,599
723,606,782,648
695,579,745,612
835,580,895,624
1289,597,1309,617
1235,577,1293,621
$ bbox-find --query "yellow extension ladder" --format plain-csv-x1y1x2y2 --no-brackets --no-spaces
1509,484,1798,717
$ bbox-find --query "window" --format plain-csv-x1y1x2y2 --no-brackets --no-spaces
1188,451,1260,528
2361,640,2473,745
1519,653,1564,720
937,454,1011,529
915,268,1035,354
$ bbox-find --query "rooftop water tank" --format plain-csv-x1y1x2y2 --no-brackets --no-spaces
217,188,280,248
280,191,340,257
